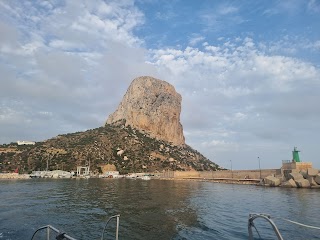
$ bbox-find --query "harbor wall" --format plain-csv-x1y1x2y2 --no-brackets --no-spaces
171,169,280,179
0,173,30,179
282,162,313,171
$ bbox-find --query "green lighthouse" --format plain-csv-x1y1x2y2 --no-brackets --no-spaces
292,147,301,162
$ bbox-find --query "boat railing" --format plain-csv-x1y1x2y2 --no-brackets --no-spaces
101,214,120,240
30,214,120,240
30,225,77,240
248,213,284,240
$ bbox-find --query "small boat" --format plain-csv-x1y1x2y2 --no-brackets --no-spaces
140,175,151,180
125,173,137,179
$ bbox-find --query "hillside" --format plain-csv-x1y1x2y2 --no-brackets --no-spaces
0,124,220,174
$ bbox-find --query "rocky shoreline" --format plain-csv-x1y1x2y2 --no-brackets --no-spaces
2,168,320,190
261,168,320,189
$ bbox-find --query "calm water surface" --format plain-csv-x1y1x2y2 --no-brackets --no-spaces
0,179,319,239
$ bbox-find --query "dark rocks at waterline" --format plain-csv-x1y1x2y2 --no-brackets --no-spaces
281,179,297,188
315,174,320,185
295,179,311,188
263,168,320,188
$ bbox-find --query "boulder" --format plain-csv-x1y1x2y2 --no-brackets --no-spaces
295,179,311,188
307,177,318,186
300,170,308,178
264,176,281,187
307,168,319,177
315,174,320,185
281,179,297,188
289,172,304,181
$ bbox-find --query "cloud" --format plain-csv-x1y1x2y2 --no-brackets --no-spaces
0,22,19,44
150,37,318,93
263,0,304,16
199,3,243,32
189,35,205,46
0,0,156,142
0,0,319,169
218,5,238,15
307,0,320,13
148,36,320,167
49,40,85,51
202,140,239,152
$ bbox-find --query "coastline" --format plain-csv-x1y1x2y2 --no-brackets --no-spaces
162,177,261,185
0,173,258,184
0,173,31,179
2,172,319,189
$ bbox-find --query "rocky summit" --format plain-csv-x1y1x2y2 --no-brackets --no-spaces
107,76,185,146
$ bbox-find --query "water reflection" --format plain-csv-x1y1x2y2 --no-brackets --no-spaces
11,179,200,239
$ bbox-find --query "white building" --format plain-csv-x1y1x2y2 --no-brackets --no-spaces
99,171,120,178
17,141,35,145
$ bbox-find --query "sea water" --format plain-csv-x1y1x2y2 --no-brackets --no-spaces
0,178,319,239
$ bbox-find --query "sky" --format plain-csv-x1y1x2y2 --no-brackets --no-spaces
0,0,320,170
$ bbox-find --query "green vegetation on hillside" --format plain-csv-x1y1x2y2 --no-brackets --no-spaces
0,124,220,174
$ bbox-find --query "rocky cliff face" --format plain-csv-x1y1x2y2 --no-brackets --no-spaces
106,76,185,146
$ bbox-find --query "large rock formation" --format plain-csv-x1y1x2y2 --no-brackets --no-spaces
0,76,220,173
106,76,185,146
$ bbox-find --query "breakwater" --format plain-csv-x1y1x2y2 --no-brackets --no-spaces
157,168,320,188
0,173,30,179
263,168,320,188
158,169,280,180
1,169,275,180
